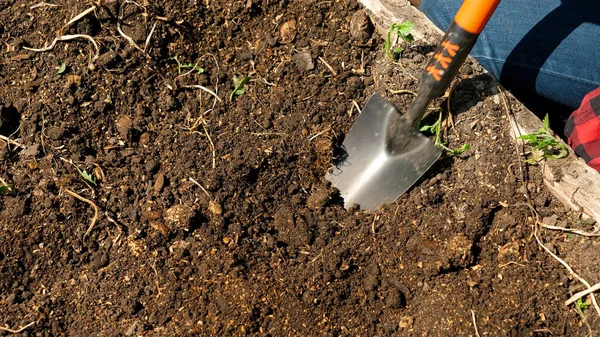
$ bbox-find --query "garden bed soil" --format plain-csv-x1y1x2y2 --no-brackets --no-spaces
0,0,597,335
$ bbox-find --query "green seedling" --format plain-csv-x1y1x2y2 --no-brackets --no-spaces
171,55,204,75
385,21,415,59
0,184,13,194
575,297,590,311
518,114,567,164
76,166,97,186
230,76,249,101
57,61,68,74
419,111,470,155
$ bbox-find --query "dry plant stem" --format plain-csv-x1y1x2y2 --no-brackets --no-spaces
144,21,159,52
0,134,26,149
200,121,216,169
184,85,222,102
62,5,96,33
189,177,213,201
532,226,600,316
63,188,99,240
318,56,337,76
117,1,144,53
566,282,600,306
352,100,361,114
0,321,35,333
499,87,600,317
541,223,600,237
389,89,417,96
24,34,100,64
471,310,481,337
30,2,59,9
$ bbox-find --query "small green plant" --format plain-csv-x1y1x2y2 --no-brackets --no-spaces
57,61,68,74
76,166,97,186
518,114,567,164
230,76,249,101
419,111,470,155
171,55,204,75
385,21,415,59
575,297,590,311
0,184,13,194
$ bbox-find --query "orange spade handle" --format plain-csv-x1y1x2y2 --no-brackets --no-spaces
454,0,501,34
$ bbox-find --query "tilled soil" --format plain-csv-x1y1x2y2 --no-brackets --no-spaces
0,0,595,336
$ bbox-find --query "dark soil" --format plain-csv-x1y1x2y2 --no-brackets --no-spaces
0,0,595,336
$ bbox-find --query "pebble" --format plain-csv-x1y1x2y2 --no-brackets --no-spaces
153,174,165,192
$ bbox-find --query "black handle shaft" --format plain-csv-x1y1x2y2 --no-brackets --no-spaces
406,21,479,126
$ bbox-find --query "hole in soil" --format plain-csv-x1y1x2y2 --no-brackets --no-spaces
245,167,261,185
0,105,21,136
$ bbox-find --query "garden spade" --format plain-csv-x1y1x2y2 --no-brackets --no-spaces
326,0,501,210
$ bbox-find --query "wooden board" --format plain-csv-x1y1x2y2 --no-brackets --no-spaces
360,0,600,224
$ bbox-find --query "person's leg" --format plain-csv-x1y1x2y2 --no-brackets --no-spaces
419,0,600,113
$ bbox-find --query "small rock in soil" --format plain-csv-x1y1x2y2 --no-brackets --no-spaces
141,203,162,220
96,50,118,67
385,288,406,309
208,200,222,215
399,316,414,329
292,50,314,71
542,214,558,226
46,126,65,140
307,187,331,208
5,293,17,305
164,204,195,231
265,33,277,47
90,252,109,270
117,115,133,140
144,159,158,173
21,144,39,158
279,19,296,44
125,320,140,336
153,174,165,192
350,10,373,44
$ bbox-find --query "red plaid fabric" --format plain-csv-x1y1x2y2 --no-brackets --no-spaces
565,87,600,172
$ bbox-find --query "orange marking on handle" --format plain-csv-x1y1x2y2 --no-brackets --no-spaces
441,40,460,56
454,0,501,34
426,64,443,81
433,52,452,69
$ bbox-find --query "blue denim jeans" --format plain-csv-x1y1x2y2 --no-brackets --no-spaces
420,0,600,112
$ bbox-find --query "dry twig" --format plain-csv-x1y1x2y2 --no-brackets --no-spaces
540,223,600,237
61,5,97,33
183,85,222,103
566,282,600,306
0,134,26,149
117,0,144,53
318,56,337,76
24,34,100,67
63,188,99,240
0,321,35,334
189,177,213,201
471,310,481,337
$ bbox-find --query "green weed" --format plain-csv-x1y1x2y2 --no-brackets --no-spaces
76,166,97,186
0,184,13,194
575,297,590,311
171,55,204,75
57,61,68,74
419,111,470,155
518,114,567,164
230,76,249,101
385,21,415,59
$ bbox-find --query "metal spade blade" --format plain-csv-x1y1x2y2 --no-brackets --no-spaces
326,94,441,210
